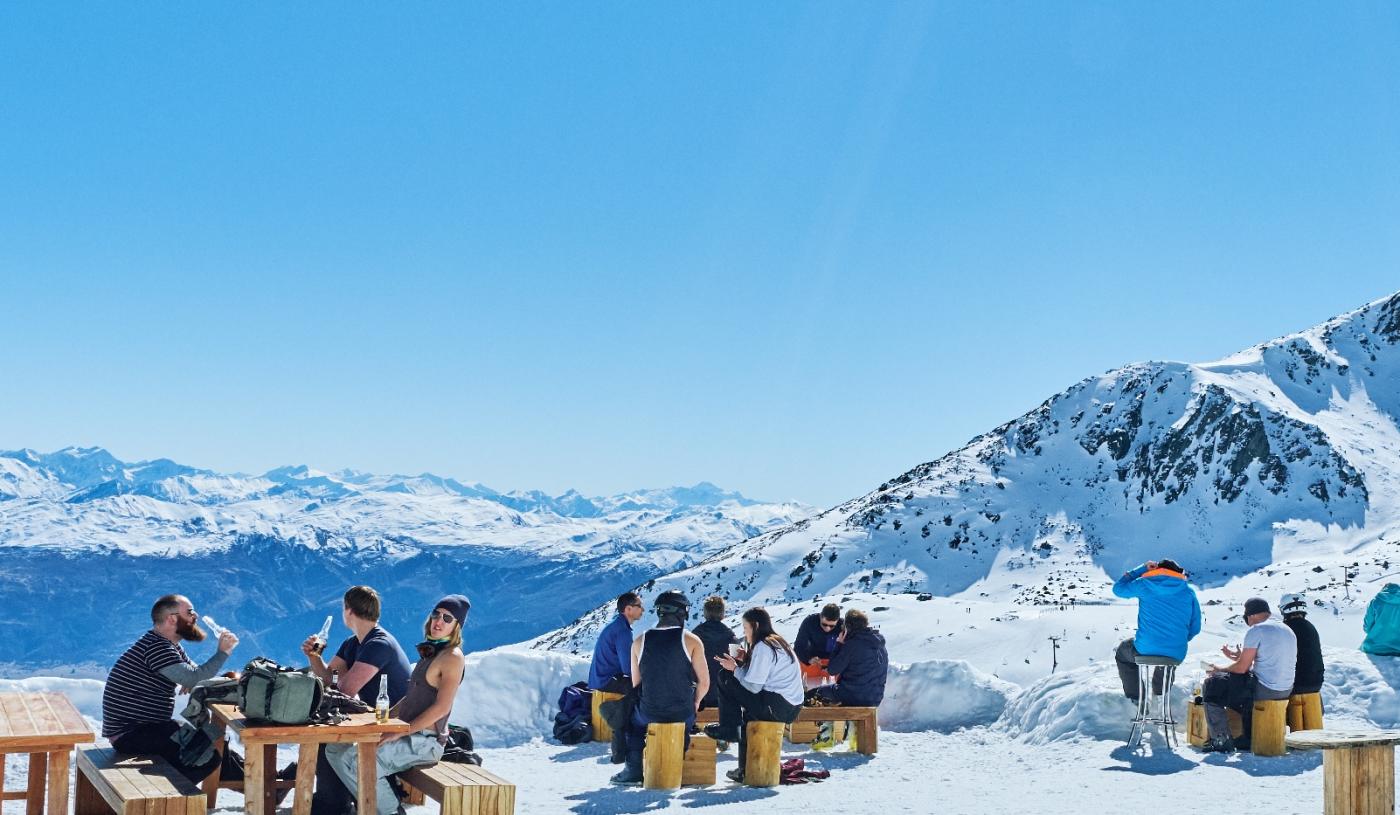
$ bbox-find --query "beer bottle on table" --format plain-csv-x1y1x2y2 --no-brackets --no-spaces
311,615,333,655
375,675,390,723
330,670,340,691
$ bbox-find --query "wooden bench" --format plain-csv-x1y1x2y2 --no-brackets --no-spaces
399,761,515,815
696,705,879,755
75,747,205,815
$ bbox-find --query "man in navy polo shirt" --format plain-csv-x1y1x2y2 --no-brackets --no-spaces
302,586,411,815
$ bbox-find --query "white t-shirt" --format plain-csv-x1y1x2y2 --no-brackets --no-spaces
1245,618,1298,693
735,640,806,706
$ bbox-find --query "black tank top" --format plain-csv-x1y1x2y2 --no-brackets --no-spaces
639,626,696,722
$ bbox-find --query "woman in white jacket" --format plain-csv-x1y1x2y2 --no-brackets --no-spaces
707,606,805,782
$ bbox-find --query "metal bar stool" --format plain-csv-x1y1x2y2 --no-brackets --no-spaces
1128,654,1181,748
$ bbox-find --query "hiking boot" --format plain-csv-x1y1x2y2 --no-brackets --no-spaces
703,723,741,743
610,752,643,786
609,766,643,786
1201,736,1235,754
725,768,745,783
1233,735,1252,752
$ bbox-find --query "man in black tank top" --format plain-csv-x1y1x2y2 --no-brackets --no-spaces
610,590,711,786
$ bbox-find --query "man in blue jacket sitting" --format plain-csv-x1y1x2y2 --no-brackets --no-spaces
1112,559,1201,701
590,592,645,693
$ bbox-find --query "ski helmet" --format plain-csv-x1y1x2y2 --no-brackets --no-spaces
653,590,691,619
1280,593,1308,615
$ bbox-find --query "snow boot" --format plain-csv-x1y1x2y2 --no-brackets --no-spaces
609,751,643,786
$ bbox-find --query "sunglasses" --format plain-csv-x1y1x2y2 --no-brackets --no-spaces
429,611,456,624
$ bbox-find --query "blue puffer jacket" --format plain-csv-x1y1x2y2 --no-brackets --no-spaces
1112,564,1201,661
1362,584,1400,656
826,628,889,707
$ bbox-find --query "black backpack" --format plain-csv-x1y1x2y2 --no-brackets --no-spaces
441,725,483,765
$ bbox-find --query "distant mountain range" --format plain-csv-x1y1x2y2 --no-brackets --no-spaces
0,450,810,671
542,291,1400,653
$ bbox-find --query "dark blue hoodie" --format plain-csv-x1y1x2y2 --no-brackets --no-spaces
826,627,888,706
1112,564,1201,661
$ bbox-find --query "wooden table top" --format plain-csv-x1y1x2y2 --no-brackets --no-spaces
0,692,95,751
208,703,411,742
1286,729,1400,750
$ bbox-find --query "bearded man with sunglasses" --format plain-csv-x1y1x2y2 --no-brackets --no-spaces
100,594,240,783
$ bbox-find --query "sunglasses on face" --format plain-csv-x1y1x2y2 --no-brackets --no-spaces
429,611,456,624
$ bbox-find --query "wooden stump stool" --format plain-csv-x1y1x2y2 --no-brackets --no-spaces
642,723,685,790
1290,692,1325,732
744,721,784,788
1288,729,1400,815
591,691,624,743
1187,701,1209,748
1252,699,1289,756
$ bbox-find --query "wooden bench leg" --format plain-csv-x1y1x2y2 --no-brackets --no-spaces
74,760,111,815
202,739,225,810
856,712,878,755
27,751,47,815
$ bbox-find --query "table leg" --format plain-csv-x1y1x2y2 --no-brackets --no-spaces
45,750,69,815
244,742,265,815
355,742,377,815
261,745,277,815
293,744,316,815
203,739,225,810
26,752,46,815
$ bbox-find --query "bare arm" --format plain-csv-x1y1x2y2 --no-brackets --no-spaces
1211,647,1257,675
685,631,709,711
630,637,643,688
337,661,378,696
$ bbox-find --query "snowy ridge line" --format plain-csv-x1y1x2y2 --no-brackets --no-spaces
543,290,1400,655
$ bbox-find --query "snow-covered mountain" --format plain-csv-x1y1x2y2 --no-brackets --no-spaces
543,291,1400,655
0,451,811,671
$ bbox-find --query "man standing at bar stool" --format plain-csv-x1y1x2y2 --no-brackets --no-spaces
101,594,239,783
1111,559,1201,701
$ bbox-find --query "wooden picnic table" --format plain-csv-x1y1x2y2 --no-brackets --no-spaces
0,691,96,815
207,703,410,815
1285,729,1400,815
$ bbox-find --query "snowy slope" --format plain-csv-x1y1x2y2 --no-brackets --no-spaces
0,451,811,671
543,291,1400,660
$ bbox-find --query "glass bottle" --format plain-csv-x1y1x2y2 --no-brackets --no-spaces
375,675,390,723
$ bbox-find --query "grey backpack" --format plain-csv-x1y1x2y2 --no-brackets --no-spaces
239,657,324,725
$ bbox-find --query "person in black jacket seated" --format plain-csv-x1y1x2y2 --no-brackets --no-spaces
806,609,888,708
610,590,710,786
692,596,737,711
1280,592,1324,694
793,604,844,689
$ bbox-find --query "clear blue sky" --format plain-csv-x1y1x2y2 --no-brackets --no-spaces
1,4,1398,507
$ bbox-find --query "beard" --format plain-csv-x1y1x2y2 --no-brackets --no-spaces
175,616,207,642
